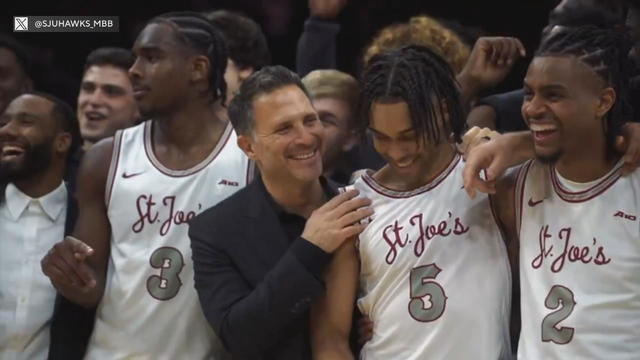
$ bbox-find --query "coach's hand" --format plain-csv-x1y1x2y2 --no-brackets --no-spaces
302,189,372,253
42,236,97,290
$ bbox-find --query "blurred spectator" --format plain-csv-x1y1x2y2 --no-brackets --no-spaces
77,47,138,150
362,15,471,73
302,69,358,183
0,35,33,116
204,10,271,103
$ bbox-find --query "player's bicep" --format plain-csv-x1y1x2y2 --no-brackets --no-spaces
72,138,113,279
311,239,358,359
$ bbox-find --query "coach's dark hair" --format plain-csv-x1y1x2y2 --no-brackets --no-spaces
83,47,134,73
26,91,82,159
149,11,228,104
360,45,464,144
535,25,635,155
0,34,32,78
228,65,310,135
204,10,271,71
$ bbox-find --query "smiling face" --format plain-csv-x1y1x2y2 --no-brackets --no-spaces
239,85,323,185
312,96,356,173
77,64,138,144
369,100,446,180
522,56,614,164
0,94,59,182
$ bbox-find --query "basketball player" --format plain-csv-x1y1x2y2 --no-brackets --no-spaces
311,46,512,359
40,12,251,359
463,26,640,358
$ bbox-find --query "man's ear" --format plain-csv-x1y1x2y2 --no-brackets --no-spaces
237,134,256,160
596,87,616,118
55,132,72,155
191,55,211,83
238,66,254,83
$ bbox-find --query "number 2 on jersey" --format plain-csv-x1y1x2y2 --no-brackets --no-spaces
541,285,576,344
146,247,184,300
408,263,447,322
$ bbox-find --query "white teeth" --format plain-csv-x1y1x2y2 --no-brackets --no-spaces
2,145,24,156
85,112,106,120
530,124,557,132
291,151,315,160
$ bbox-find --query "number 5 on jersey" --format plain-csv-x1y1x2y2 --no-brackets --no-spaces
408,264,448,322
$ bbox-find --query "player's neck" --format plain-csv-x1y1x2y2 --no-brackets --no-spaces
262,175,325,218
153,101,226,150
555,142,619,183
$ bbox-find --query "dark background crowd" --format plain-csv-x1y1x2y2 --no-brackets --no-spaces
3,0,556,109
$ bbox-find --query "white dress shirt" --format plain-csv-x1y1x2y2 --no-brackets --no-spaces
0,182,67,360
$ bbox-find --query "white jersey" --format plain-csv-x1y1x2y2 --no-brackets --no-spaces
86,121,253,360
351,154,512,360
517,160,640,359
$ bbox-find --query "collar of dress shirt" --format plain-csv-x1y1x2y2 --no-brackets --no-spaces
4,181,67,221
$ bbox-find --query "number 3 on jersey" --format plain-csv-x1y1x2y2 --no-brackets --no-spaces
541,285,576,344
146,247,184,300
408,263,448,322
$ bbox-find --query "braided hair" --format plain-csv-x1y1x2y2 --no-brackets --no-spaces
150,12,228,104
535,25,635,154
360,45,464,144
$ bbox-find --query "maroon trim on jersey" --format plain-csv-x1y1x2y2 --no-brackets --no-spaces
105,129,124,207
361,154,461,199
550,161,622,203
515,160,533,238
143,121,233,178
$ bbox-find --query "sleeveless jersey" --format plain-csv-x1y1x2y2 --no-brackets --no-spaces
351,154,512,360
516,160,640,359
86,121,254,359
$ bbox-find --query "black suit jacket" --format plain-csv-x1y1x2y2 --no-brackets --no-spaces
48,149,97,360
189,178,333,360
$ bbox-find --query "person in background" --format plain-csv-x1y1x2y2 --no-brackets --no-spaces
77,47,139,151
0,92,80,360
0,35,33,116
302,69,359,184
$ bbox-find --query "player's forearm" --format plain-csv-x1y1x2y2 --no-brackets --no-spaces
54,276,105,308
497,131,535,167
456,71,482,106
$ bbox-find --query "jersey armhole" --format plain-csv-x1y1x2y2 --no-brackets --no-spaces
514,160,533,237
104,130,124,208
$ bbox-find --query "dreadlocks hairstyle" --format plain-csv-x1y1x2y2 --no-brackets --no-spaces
149,12,228,104
535,25,635,155
360,45,464,144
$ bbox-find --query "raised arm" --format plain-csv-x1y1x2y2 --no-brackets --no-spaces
296,0,347,76
311,240,359,360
